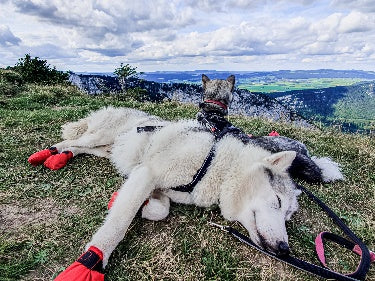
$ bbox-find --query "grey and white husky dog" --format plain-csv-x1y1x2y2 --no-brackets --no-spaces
29,75,343,278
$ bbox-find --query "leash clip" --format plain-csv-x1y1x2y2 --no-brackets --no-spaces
209,221,229,232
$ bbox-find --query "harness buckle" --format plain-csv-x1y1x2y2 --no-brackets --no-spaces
208,221,229,232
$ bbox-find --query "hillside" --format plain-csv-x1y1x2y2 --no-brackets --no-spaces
266,81,375,134
1,70,374,281
69,73,312,128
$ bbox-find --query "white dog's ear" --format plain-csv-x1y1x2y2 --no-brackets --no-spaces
265,151,296,172
226,75,235,92
202,74,210,89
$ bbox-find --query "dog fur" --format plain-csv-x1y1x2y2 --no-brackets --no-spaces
39,76,343,270
84,117,300,265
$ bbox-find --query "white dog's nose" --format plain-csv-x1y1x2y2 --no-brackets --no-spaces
277,241,290,256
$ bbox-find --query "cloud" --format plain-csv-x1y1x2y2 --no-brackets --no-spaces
338,11,373,33
330,0,375,13
27,43,77,59
1,0,375,71
7,0,195,58
0,25,21,46
11,0,193,35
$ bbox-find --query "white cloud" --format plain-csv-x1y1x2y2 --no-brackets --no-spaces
0,25,21,46
0,0,375,71
330,0,375,13
338,11,373,33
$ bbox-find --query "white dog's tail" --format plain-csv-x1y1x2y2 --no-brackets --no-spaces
311,156,344,182
61,118,89,140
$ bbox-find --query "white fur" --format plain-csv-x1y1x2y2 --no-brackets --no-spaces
141,192,170,221
53,106,169,158
50,107,330,267
86,117,299,265
311,156,344,182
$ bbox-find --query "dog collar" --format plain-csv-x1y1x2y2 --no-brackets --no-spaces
204,99,228,110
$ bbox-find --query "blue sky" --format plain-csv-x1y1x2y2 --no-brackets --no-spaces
0,0,374,72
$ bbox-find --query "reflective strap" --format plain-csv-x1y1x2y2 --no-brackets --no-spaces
77,246,103,271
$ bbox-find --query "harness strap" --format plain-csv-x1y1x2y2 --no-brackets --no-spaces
171,113,250,192
137,126,164,133
136,124,217,193
171,144,216,193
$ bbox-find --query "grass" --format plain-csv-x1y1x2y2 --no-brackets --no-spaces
1,75,374,280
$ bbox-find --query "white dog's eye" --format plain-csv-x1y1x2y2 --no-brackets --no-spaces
276,195,282,209
271,195,282,209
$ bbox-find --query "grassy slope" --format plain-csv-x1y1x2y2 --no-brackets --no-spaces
0,80,374,281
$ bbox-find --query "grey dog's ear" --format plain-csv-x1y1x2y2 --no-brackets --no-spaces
227,75,235,92
202,74,210,90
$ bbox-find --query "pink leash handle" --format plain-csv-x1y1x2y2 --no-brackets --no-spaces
315,232,375,271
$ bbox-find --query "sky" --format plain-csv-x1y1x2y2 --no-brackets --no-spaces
0,0,375,72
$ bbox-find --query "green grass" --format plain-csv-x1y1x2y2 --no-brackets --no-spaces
1,74,374,280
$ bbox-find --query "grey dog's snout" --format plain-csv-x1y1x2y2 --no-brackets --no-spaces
277,241,290,256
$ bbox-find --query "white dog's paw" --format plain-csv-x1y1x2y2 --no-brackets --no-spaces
141,192,170,221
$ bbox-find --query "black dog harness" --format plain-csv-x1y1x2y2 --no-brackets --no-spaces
137,111,374,280
136,111,250,193
172,111,251,193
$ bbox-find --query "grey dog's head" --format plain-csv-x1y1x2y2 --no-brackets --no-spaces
200,74,235,115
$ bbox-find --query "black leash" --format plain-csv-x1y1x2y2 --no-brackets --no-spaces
210,184,373,280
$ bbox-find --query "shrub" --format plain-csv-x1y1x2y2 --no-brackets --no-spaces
114,63,143,91
12,54,69,85
0,69,24,97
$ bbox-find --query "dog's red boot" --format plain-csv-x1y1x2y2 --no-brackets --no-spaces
54,246,104,281
44,151,73,170
107,191,149,210
268,131,280,136
107,191,119,210
28,147,58,166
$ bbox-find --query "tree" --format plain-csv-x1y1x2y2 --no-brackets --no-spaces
13,54,69,85
114,63,143,91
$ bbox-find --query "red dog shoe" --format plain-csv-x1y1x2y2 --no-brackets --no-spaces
28,147,58,166
268,131,280,136
107,191,149,210
44,151,73,170
107,191,119,210
54,246,104,281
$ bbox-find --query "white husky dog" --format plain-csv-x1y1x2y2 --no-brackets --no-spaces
28,76,343,280
59,108,299,258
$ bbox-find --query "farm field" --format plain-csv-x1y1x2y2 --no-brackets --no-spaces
238,78,365,93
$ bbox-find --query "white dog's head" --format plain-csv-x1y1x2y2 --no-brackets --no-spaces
220,151,301,256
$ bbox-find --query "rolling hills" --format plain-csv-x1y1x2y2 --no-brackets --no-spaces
266,81,375,134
